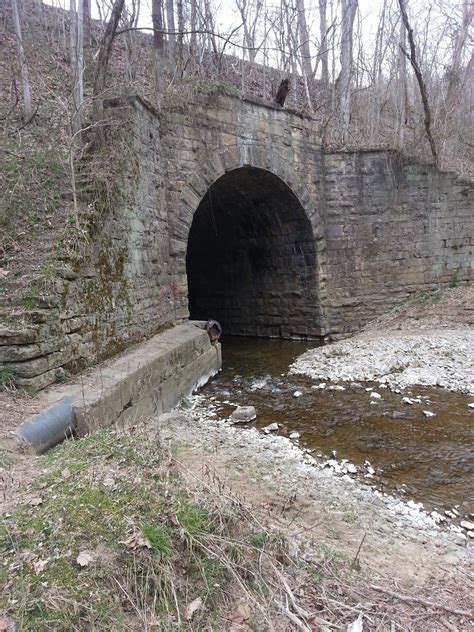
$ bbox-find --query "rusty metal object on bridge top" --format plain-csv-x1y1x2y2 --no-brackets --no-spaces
206,319,222,342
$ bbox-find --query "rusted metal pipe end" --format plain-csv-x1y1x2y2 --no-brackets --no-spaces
205,319,222,342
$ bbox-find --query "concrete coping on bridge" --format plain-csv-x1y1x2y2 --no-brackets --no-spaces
15,321,221,453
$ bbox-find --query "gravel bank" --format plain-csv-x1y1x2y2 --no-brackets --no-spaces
290,329,474,394
155,397,472,586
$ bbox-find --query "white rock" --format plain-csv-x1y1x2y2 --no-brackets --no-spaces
262,422,279,434
467,531,474,539
293,390,303,398
370,391,382,400
402,397,413,405
468,403,474,409
231,406,257,423
460,520,474,530
430,511,445,522
422,410,436,418
289,431,301,440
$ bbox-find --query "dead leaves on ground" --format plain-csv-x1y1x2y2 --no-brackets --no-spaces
185,596,203,621
119,530,152,550
32,558,49,573
76,550,95,567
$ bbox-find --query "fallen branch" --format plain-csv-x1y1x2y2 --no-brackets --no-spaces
278,596,312,632
370,584,473,618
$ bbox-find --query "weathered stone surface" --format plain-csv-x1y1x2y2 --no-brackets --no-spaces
1,94,472,391
231,406,257,423
0,340,61,362
0,328,38,345
71,322,220,435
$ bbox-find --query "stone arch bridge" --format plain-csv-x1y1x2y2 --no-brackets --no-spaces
1,92,472,391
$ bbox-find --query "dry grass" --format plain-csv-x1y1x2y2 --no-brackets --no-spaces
1,423,472,631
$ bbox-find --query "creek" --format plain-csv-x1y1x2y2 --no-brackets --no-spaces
200,336,474,521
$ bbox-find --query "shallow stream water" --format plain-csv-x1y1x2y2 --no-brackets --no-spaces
200,336,474,520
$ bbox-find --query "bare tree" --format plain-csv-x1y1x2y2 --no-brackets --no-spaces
397,13,408,147
176,0,184,70
339,0,358,143
70,0,85,135
190,0,197,65
236,0,263,65
11,0,32,120
296,0,314,109
93,0,125,102
83,0,91,44
397,0,437,164
318,0,329,107
152,0,164,53
445,1,473,114
166,0,176,64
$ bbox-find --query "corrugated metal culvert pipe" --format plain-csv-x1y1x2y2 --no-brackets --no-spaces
15,397,75,454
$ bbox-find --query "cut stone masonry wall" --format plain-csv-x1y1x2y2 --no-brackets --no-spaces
1,93,472,390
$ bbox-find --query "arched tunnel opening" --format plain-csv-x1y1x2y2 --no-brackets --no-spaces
186,167,322,339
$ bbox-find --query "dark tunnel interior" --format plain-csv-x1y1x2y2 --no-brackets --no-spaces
186,167,322,338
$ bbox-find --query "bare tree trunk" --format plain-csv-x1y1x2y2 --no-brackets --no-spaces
318,0,329,111
11,0,32,120
83,0,91,44
93,0,125,101
339,0,358,143
176,0,184,70
446,0,473,112
397,15,407,147
296,0,312,90
152,0,164,52
166,0,176,64
283,0,299,109
190,0,197,66
398,0,437,164
70,0,77,67
71,0,84,135
370,0,386,143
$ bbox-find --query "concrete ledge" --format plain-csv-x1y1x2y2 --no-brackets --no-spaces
17,322,221,449
72,322,221,434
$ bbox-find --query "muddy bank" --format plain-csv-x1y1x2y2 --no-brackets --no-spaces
290,329,474,394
